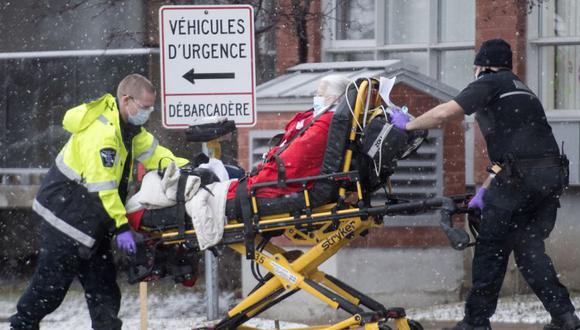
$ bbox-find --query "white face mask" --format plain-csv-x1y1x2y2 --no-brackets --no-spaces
313,96,326,116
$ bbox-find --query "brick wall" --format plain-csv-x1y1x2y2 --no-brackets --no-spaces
473,0,528,184
275,0,322,74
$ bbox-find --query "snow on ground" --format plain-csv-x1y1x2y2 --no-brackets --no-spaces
0,280,307,330
408,295,580,324
0,279,578,329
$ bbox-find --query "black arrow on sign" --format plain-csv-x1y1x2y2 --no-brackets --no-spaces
182,68,235,84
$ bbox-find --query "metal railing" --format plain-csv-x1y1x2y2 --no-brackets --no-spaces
0,168,48,185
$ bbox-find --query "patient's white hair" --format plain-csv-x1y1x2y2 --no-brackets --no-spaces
320,74,350,97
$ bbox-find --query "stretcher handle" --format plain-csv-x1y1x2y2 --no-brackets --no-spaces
381,197,469,250
382,197,454,215
438,198,471,251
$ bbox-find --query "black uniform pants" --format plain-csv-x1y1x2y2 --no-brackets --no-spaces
10,222,122,330
464,167,575,326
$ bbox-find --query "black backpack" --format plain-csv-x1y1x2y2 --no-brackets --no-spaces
357,108,427,194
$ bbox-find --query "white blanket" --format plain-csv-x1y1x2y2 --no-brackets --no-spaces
186,180,232,250
125,160,232,250
126,162,201,212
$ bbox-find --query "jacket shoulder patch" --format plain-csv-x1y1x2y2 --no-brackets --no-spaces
100,148,117,167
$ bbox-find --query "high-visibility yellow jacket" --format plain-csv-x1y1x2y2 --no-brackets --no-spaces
33,94,188,248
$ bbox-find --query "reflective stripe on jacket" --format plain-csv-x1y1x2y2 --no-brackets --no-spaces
35,93,188,247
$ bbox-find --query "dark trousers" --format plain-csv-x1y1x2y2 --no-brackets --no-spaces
10,223,122,330
464,167,575,326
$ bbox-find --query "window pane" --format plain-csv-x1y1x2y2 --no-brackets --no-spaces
386,51,428,74
385,0,429,44
336,0,375,40
0,0,145,52
553,45,580,109
541,0,580,37
1,55,149,168
333,52,375,61
440,0,475,42
440,50,474,90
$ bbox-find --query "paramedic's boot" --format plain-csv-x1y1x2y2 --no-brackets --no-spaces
544,312,580,330
442,320,491,330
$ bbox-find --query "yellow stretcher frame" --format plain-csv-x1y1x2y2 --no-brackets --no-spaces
144,79,452,330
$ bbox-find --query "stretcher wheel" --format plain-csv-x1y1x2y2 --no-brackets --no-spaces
408,319,424,330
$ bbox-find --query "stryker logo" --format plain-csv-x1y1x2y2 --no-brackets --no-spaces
321,220,357,251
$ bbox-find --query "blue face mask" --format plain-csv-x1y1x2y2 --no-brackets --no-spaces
313,96,326,116
128,107,153,126
126,96,154,125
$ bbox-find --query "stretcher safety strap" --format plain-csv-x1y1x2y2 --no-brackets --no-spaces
176,172,188,236
33,199,96,248
236,178,256,260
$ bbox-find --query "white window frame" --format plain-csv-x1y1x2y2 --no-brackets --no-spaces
322,0,475,80
527,2,580,111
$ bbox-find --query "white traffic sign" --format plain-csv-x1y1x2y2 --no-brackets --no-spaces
159,5,256,128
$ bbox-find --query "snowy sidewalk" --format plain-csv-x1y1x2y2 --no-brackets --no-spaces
0,279,578,329
0,280,307,330
409,295,580,324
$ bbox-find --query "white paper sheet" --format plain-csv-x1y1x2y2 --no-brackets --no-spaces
379,76,397,108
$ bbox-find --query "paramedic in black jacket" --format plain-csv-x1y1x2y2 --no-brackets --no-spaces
391,39,579,330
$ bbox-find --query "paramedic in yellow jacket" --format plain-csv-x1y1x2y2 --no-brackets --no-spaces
10,74,188,330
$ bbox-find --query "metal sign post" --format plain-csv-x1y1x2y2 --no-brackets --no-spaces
159,5,257,129
205,249,220,320
202,140,221,320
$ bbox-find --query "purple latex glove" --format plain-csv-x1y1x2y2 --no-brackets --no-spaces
468,187,487,210
116,230,136,254
390,108,410,130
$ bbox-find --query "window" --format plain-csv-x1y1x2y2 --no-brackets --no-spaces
0,55,150,168
0,0,150,168
385,0,429,44
439,0,476,43
335,0,375,40
528,0,580,110
323,0,475,90
249,130,284,169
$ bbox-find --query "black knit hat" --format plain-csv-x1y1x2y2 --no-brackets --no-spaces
474,38,513,69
